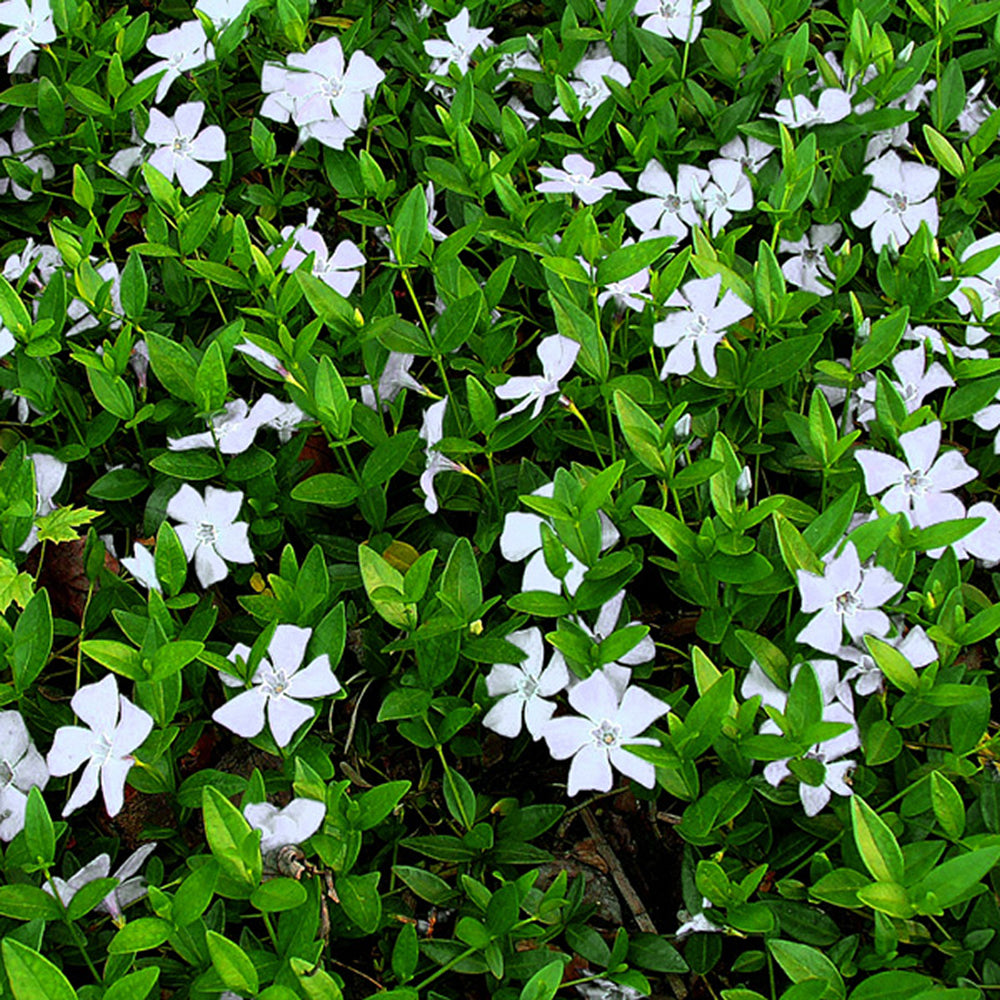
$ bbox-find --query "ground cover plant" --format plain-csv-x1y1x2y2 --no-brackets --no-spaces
4,0,1000,997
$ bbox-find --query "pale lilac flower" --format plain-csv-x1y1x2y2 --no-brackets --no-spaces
779,224,842,295
764,90,853,128
948,232,1000,343
839,626,937,696
213,625,341,747
44,843,157,923
855,422,976,529
20,452,66,552
8,116,54,200
762,737,856,816
854,346,953,428
167,484,254,587
245,798,326,854
235,339,289,377
676,899,722,939
0,711,47,841
957,78,995,136
133,21,214,105
542,671,669,796
0,0,55,74
4,237,60,290
633,0,710,41
550,50,630,121
424,8,493,75
574,592,655,670
851,151,939,252
121,542,161,594
168,395,285,454
264,400,306,443
144,101,226,197
281,221,364,297
718,135,773,174
702,158,752,235
796,542,901,654
653,273,752,379
280,36,384,135
361,353,424,411
109,120,147,179
194,0,249,33
625,162,707,243
742,658,854,718
904,322,987,361
46,674,153,817
496,334,579,419
598,267,650,313
865,123,911,163
506,96,539,129
483,628,569,739
537,154,629,205
500,482,620,595
418,398,463,515
952,501,1000,563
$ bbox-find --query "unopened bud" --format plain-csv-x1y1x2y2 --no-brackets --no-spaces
673,413,692,442
736,466,752,499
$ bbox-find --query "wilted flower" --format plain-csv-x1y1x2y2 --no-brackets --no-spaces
213,625,341,747
245,798,326,854
361,352,424,411
483,628,569,739
166,484,255,587
47,674,154,817
418,398,463,515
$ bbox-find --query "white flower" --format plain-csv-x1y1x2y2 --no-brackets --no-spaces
496,334,579,419
245,798,326,854
702,158,753,235
676,898,722,939
904,322,987,361
44,843,156,922
796,542,901,654
855,422,976,530
166,484,254,587
542,671,669,796
46,674,153,817
573,592,655,670
653,274,752,379
361,352,424,411
953,501,1000,563
144,101,226,197
764,90,853,128
20,452,66,552
0,0,55,74
120,542,161,594
598,266,650,313
717,136,773,174
424,8,493,75
194,0,249,32
839,626,937,696
0,711,47,841
779,224,843,296
168,395,285,454
4,237,60,290
626,161,707,243
282,225,364,297
550,50,630,121
66,260,123,337
419,398,463,515
853,346,953,428
213,625,341,747
763,741,856,817
235,339,289,377
537,154,629,206
9,116,54,200
133,21,214,105
483,628,569,739
633,0,710,41
957,79,995,136
500,482,620,595
264,400,306,443
851,151,939,252
948,232,1000,343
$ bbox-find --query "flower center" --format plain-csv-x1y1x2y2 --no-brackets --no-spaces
664,193,681,212
90,733,114,766
901,381,918,402
835,590,859,616
902,468,930,495
568,173,589,187
516,675,539,700
590,719,621,749
322,78,344,99
890,192,908,214
802,248,819,263
658,0,678,14
196,521,218,545
264,668,291,697
17,18,36,37
689,312,712,337
172,136,192,155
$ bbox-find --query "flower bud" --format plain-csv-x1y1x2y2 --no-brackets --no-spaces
736,465,752,499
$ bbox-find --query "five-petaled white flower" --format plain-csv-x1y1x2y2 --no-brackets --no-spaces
718,135,773,174
625,161,707,244
47,674,154,817
653,274,752,379
168,395,285,455
796,542,901,654
496,334,579,419
779,224,843,296
483,628,569,739
839,626,937,696
213,625,341,747
194,0,249,33
43,843,157,922
0,711,47,841
167,484,255,587
851,151,939,252
948,232,1000,345
133,21,214,104
542,671,669,796
245,797,326,854
855,422,976,530
550,50,631,121
281,216,365,297
765,90,853,128
702,158,753,235
144,101,226,197
854,346,953,428
537,154,629,205
0,0,55,74
633,0,710,41
424,8,493,76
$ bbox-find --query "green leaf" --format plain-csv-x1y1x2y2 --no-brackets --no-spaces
0,885,61,922
251,878,308,912
732,0,771,42
851,797,904,884
71,164,94,212
361,431,419,490
634,505,702,562
930,771,965,839
852,307,909,373
336,871,382,933
10,589,51,693
35,505,103,544
520,960,565,1000
206,930,259,995
394,186,429,266
438,536,483,622
3,939,77,1000
596,237,674,285
108,917,173,954
196,340,228,413
102,969,160,1000
863,636,919,693
146,330,198,403
155,521,187,596
291,473,361,508
0,273,32,336
768,940,844,1000
23,787,54,867
0,556,34,613
922,124,964,177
